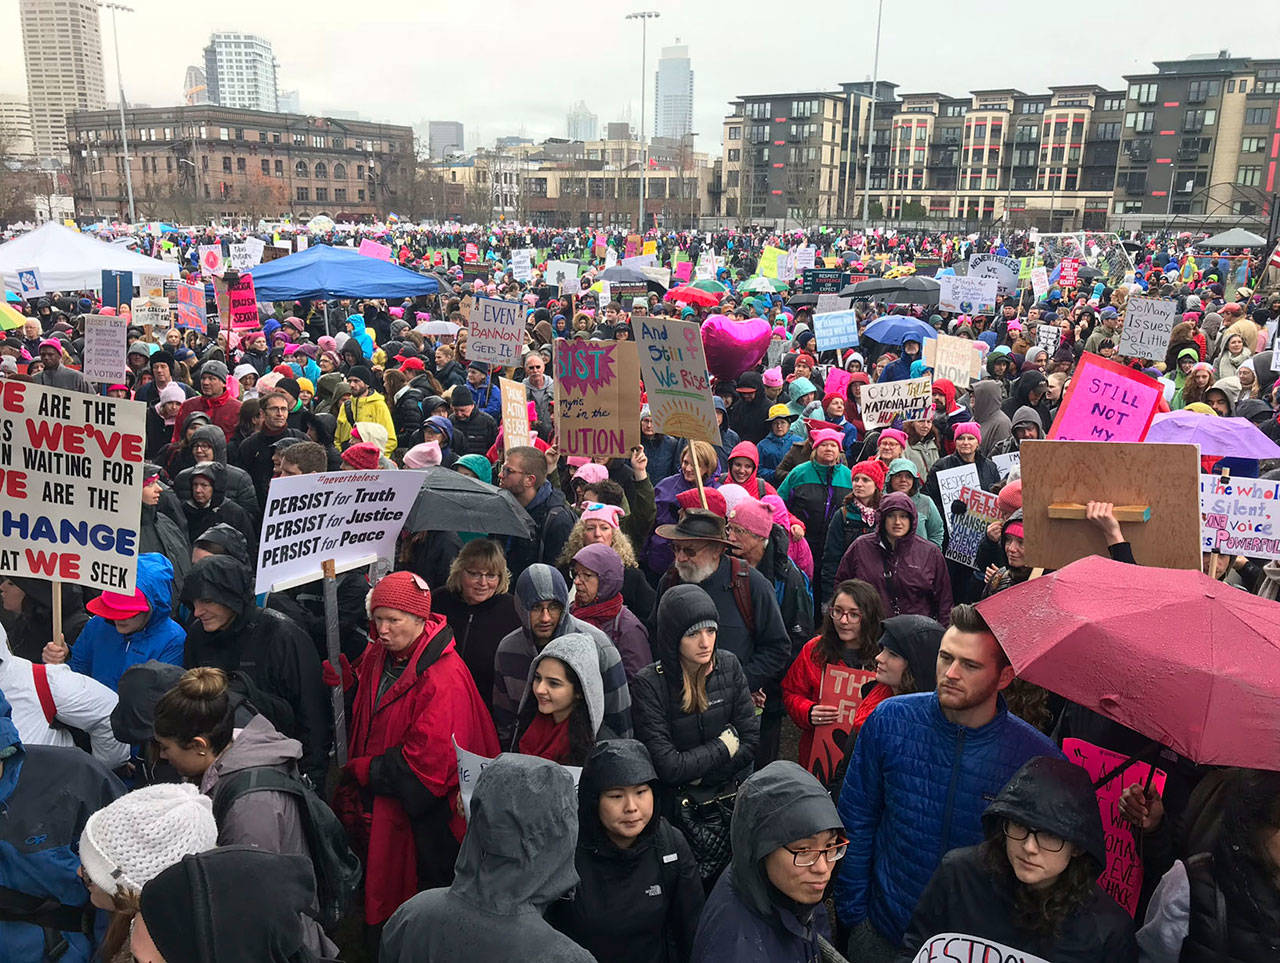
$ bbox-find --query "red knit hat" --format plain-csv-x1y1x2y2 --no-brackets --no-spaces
367,571,434,620
850,458,887,488
676,486,727,518
341,442,381,470
996,478,1023,517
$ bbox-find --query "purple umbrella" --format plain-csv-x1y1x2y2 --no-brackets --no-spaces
1146,410,1280,458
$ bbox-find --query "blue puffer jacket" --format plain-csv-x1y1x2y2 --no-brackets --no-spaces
70,553,186,691
834,691,1062,945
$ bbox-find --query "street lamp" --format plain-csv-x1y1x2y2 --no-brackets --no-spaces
101,3,135,223
626,10,659,233
861,0,884,225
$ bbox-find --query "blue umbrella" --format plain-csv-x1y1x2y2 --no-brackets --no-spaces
861,315,939,346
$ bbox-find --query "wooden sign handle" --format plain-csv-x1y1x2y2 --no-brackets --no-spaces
1047,502,1151,523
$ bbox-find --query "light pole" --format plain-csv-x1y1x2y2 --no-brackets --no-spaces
860,0,884,225
101,2,135,223
626,10,659,233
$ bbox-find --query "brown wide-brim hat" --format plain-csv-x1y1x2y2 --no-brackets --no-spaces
656,508,735,547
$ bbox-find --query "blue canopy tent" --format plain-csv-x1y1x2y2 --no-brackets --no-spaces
244,244,441,301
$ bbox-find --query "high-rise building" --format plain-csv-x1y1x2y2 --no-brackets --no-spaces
428,121,464,159
655,43,693,140
184,66,210,106
18,0,106,161
0,97,37,157
203,32,278,112
566,101,598,142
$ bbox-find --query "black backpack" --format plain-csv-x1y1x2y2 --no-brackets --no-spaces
211,766,362,930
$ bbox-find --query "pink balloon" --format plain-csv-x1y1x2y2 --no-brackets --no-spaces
701,314,772,381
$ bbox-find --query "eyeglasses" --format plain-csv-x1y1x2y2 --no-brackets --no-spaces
1002,820,1067,852
264,405,289,414
571,568,597,582
463,570,499,582
783,838,849,867
499,465,529,477
725,523,759,542
830,607,861,623
672,542,709,558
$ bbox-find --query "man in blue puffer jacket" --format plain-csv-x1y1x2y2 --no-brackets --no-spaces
835,602,1061,961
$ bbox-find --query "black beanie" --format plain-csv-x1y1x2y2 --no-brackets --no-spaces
347,364,374,385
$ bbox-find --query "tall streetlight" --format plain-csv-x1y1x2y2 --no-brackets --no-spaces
101,3,136,223
626,10,659,233
860,0,884,225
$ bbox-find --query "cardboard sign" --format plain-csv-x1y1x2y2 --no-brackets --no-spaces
812,310,860,352
544,260,578,289
499,378,532,449
968,253,1020,297
1030,265,1049,299
15,266,44,298
937,275,997,315
922,333,981,389
466,297,523,368
1063,737,1167,918
0,382,145,592
198,244,224,277
511,248,534,282
860,377,933,428
137,273,167,299
254,469,424,593
455,735,579,820
624,234,641,259
357,238,392,261
1048,352,1160,443
1200,473,1280,560
1117,296,1177,360
911,935,1049,963
100,270,132,309
130,297,170,331
1019,439,1201,570
174,281,207,334
636,318,720,446
806,663,876,784
82,314,129,383
553,339,641,459
803,268,846,294
945,484,1003,569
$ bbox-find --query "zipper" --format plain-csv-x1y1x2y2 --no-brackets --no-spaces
940,727,966,854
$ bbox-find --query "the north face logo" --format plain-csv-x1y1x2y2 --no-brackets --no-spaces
645,884,662,897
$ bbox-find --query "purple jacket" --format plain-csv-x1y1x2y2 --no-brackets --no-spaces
570,544,653,680
834,491,953,622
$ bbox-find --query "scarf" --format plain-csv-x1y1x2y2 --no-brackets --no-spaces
517,711,571,764
572,593,624,628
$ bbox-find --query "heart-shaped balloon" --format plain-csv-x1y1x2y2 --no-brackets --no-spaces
701,314,772,381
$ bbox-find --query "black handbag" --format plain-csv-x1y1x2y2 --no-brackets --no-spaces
675,782,738,882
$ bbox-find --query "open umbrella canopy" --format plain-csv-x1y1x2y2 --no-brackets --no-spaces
404,466,535,538
841,275,940,305
690,279,729,294
0,301,25,330
786,293,821,308
1147,410,1280,459
740,276,789,293
666,285,720,307
860,315,938,346
245,244,440,301
1196,227,1267,249
598,266,650,283
977,556,1280,769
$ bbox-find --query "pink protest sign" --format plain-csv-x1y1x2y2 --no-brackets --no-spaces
1059,257,1080,287
174,281,206,334
674,260,693,283
1048,352,1160,443
1063,738,1168,917
358,239,392,261
226,275,260,330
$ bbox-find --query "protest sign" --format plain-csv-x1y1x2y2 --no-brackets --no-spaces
968,253,1020,297
254,469,423,593
455,735,580,819
1018,256,1035,280
1200,473,1280,560
936,463,980,555
554,339,641,459
814,294,851,316
463,242,478,262
242,237,265,266
1036,324,1062,356
860,377,933,428
777,252,796,282
642,239,657,256
806,663,876,784
1030,265,1049,299
0,382,145,593
945,484,1003,568
460,262,490,284
260,244,290,263
100,270,132,309
812,310,860,352
1048,352,1160,443
794,247,817,271
499,378,532,449
15,266,43,298
227,243,257,271
605,247,619,269
1058,257,1080,287
544,260,578,289
1117,296,1177,360
636,318,719,445
694,256,713,281
174,281,207,333
991,451,1020,478
465,297,523,367
510,248,534,282
1063,737,1167,917
357,238,392,261
922,333,981,389
294,235,308,252
910,935,1049,963
758,246,787,278
597,279,611,306
624,234,641,258
673,260,692,283
621,254,657,272
198,244,224,277
937,275,997,315
130,297,170,331
593,234,608,258
82,314,129,384
638,265,671,289
215,275,260,331
137,273,167,298
766,338,786,367
802,268,846,293
611,281,649,305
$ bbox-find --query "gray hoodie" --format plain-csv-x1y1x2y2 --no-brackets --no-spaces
380,754,595,963
517,632,606,746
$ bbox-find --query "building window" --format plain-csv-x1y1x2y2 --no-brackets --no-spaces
236,157,246,172
222,156,232,173
296,187,309,201
728,126,741,140
1244,107,1271,125
1227,80,1236,93
274,159,283,176
1095,122,1121,140
1019,102,1045,114
1101,96,1125,111
295,160,308,177
1183,109,1216,130
1126,111,1155,133
314,161,327,179
1186,80,1221,102
357,189,366,201
261,159,271,174
1128,82,1158,103
727,149,740,162
333,163,346,179
315,188,328,202
1237,166,1262,186
1241,136,1266,152
334,188,347,202
219,127,229,140
944,104,966,117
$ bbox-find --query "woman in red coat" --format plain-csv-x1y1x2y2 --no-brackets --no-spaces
331,571,499,934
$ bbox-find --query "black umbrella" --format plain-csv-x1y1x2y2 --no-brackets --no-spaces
404,467,535,538
1075,265,1103,281
599,266,651,283
841,275,940,306
786,293,820,308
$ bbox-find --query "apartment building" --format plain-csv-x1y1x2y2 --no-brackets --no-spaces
18,0,106,161
203,33,278,113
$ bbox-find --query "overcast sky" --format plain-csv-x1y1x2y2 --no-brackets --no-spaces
4,0,1278,155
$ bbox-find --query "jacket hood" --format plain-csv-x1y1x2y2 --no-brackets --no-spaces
181,555,255,620
971,380,1004,421
1012,371,1048,407
654,583,719,673
1010,405,1042,433
726,440,762,489
729,761,842,918
204,713,302,785
571,543,623,602
878,614,944,693
577,739,659,849
932,378,956,411
111,660,186,744
353,420,389,451
192,522,250,565
133,553,176,626
982,755,1107,872
515,564,571,638
180,409,212,436
877,490,918,539
451,754,580,914
456,453,492,484
885,457,921,493
309,411,337,447
985,353,1011,378
190,424,228,463
140,846,317,963
177,461,227,505
1233,398,1272,425
0,690,23,803
530,632,605,737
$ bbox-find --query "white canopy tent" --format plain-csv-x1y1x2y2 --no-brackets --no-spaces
0,221,180,294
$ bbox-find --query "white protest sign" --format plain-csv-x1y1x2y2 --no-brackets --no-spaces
923,333,981,389
137,273,167,298
242,236,266,266
622,254,657,270
130,297,171,331
968,253,1020,297
511,248,534,282
82,314,129,383
598,279,611,305
777,252,796,282
198,244,225,277
946,484,1003,568
227,243,256,271
911,934,1048,963
936,463,981,552
544,260,578,289
991,450,1021,478
1030,266,1049,299
15,266,44,298
454,735,580,820
695,255,713,280
937,275,998,315
639,265,671,289
1273,335,1280,374
1200,473,1280,560
0,382,145,593
1118,296,1177,360
605,247,618,269
812,310,860,352
466,297,524,367
815,294,852,316
794,247,817,271
295,235,309,252
860,377,933,428
255,470,424,593
1036,325,1062,356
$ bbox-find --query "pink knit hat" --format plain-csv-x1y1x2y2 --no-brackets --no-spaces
403,441,442,468
878,428,908,448
572,463,610,485
728,499,774,539
762,366,784,388
951,421,982,442
809,428,844,448
580,503,625,528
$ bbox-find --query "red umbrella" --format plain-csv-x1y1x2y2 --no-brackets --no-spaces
976,556,1280,770
666,285,721,307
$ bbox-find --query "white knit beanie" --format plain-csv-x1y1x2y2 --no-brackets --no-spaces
79,783,218,897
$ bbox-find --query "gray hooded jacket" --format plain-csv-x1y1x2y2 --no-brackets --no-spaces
511,632,607,753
